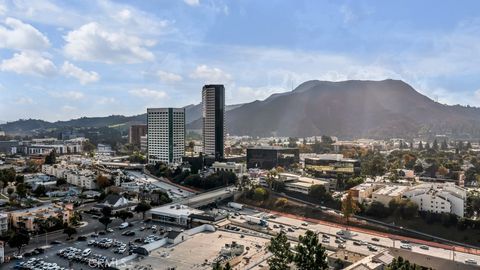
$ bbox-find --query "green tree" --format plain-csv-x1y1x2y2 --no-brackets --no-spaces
134,201,152,220
341,193,359,224
267,231,293,270
345,177,365,190
365,201,390,218
432,139,438,150
441,140,448,150
293,230,328,270
309,185,331,203
252,187,269,201
63,226,77,240
16,183,28,198
115,210,134,222
33,185,46,197
44,150,57,165
96,175,112,189
98,216,112,231
8,232,30,255
56,178,67,186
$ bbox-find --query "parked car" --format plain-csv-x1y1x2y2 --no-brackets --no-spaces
77,236,87,241
465,259,477,265
400,244,412,250
419,245,429,250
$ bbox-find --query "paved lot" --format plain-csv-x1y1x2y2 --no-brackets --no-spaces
122,230,270,270
4,220,178,269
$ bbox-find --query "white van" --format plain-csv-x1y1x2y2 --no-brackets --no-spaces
118,222,129,229
82,248,91,257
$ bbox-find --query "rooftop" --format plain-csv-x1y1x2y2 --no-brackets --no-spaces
373,185,409,196
150,204,204,217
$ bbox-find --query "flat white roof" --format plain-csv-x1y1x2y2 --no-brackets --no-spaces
150,204,204,217
373,185,409,196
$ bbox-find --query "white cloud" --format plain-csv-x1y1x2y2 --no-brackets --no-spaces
184,0,200,6
49,91,85,100
96,97,116,104
60,61,99,84
63,22,155,64
0,4,6,15
129,88,167,99
157,70,182,83
15,97,34,104
190,65,232,83
61,105,76,112
0,17,50,51
0,51,56,77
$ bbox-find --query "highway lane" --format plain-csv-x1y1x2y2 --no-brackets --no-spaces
237,206,480,266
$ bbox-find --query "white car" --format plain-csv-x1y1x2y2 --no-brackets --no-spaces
400,244,412,250
465,259,477,265
82,248,91,257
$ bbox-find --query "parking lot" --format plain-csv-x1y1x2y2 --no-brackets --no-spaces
6,221,180,270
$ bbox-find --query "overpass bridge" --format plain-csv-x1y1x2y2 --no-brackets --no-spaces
177,186,236,208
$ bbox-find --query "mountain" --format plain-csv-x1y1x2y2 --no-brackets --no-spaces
0,103,242,136
218,79,480,138
3,79,480,138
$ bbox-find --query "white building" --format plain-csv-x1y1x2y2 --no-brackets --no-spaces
349,182,379,203
402,183,467,217
212,162,246,176
42,164,98,189
372,185,410,206
147,108,185,164
149,204,204,226
0,212,8,235
66,170,98,189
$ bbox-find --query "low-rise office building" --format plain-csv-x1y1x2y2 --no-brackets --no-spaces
9,203,73,232
402,183,466,217
276,173,330,194
149,204,205,227
246,146,299,169
349,182,380,203
304,154,360,179
211,162,247,176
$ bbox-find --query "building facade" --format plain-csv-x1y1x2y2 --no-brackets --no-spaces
304,154,360,179
9,203,73,232
0,213,7,235
211,162,247,176
372,185,410,206
147,108,185,164
402,183,466,217
129,124,147,147
202,85,225,161
246,146,300,169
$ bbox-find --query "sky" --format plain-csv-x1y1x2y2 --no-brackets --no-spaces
1,0,480,122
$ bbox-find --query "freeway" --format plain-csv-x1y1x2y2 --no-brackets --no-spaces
245,205,480,267
125,170,194,200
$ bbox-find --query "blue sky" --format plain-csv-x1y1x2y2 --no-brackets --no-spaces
1,0,480,122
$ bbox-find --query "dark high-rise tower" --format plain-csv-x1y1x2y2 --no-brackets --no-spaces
202,84,225,161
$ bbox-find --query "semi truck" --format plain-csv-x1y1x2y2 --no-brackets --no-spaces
245,216,268,227
227,202,244,210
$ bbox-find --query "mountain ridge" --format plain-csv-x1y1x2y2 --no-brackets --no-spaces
2,79,480,139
